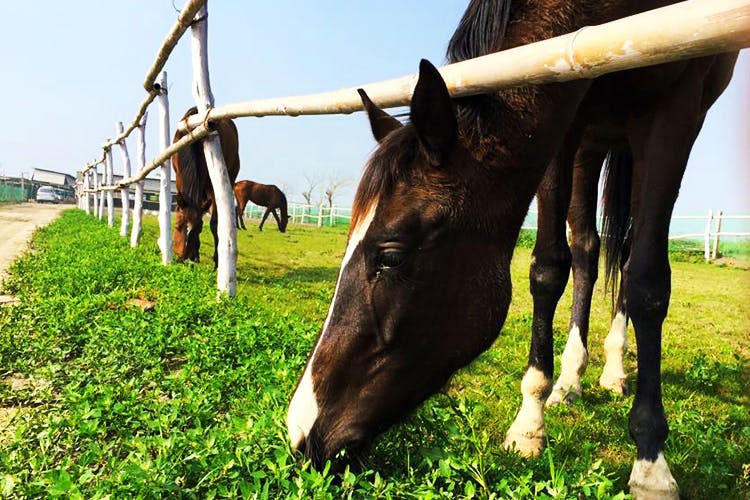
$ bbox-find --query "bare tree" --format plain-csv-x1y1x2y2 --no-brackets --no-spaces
301,173,320,206
324,176,352,208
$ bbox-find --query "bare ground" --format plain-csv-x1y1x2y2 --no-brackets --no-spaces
0,202,69,300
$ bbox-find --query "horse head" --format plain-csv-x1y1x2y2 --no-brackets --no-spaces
287,60,513,469
173,194,210,262
279,212,289,233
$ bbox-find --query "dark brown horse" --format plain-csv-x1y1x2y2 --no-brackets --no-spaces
286,1,737,497
172,107,240,266
233,180,289,232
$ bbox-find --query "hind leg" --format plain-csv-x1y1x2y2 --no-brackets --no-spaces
236,202,247,230
547,144,606,406
599,275,629,394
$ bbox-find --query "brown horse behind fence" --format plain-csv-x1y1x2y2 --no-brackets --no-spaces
172,107,240,267
234,180,289,233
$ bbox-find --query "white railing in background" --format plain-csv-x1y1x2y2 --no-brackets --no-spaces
79,0,750,295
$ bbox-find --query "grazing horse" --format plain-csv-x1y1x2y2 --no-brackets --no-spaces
233,180,289,232
286,1,737,497
172,107,240,266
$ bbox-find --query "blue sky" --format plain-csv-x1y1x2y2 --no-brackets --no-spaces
2,1,748,214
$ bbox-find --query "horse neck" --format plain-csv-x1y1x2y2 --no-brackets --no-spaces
448,0,629,251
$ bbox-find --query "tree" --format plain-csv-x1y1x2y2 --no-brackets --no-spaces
301,173,321,206
324,176,351,208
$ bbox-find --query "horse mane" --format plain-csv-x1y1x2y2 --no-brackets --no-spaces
175,107,210,208
351,1,513,230
351,127,419,230
446,0,512,63
447,0,514,129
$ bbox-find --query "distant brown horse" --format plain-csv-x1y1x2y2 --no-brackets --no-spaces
234,180,289,233
172,107,240,267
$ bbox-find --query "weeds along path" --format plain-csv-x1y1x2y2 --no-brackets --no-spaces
0,203,69,286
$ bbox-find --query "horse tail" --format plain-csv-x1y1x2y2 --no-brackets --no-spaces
601,143,633,310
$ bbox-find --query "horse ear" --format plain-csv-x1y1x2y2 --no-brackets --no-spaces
410,59,457,167
358,88,402,143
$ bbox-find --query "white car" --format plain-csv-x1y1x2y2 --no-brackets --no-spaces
36,186,65,204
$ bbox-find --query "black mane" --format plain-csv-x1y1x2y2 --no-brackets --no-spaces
446,0,512,63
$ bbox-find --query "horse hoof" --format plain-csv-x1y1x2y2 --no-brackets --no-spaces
503,430,544,457
545,384,580,407
599,374,628,395
628,455,678,500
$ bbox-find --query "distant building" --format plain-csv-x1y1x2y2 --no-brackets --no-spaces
32,168,76,188
76,171,178,211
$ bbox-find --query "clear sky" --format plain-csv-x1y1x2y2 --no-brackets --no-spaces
1,1,748,214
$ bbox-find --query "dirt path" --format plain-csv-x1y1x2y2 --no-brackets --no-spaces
0,203,69,289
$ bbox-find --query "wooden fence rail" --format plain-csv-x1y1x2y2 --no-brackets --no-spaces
81,0,750,295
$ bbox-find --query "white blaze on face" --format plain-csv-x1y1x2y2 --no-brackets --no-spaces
286,202,378,450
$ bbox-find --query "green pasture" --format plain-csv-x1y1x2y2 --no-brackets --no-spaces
0,210,748,498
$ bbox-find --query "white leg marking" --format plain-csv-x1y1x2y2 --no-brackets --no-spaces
547,325,588,406
599,311,628,394
629,453,679,500
504,366,551,457
286,203,378,450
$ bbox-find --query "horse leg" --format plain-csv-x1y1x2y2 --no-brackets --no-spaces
210,204,219,270
624,58,722,499
259,208,271,231
270,208,283,231
504,125,579,456
547,142,606,406
599,236,630,394
236,201,246,230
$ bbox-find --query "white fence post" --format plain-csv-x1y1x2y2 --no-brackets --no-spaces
105,147,115,227
116,122,132,238
131,113,148,247
97,163,105,221
83,171,91,215
711,209,723,260
157,71,173,265
191,4,237,297
704,209,713,263
318,203,324,227
330,205,335,226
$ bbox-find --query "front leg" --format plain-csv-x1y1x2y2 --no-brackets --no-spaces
505,139,574,456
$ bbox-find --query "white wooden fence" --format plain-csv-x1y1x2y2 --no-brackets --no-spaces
520,210,750,262
80,0,750,295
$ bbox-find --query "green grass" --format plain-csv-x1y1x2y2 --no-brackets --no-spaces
1,210,748,498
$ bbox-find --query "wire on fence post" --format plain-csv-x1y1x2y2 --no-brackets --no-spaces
157,71,173,265
131,113,148,248
190,3,238,297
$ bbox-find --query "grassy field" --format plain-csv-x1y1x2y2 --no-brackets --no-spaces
0,210,748,498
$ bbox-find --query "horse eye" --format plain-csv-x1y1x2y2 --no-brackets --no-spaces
377,248,407,270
